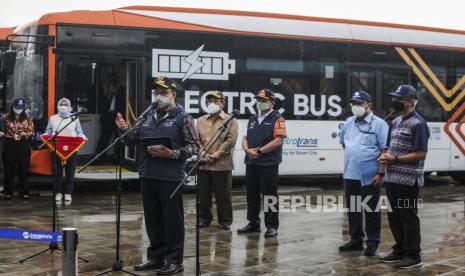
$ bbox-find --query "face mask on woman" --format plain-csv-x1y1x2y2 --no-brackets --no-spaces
13,107,23,115
58,105,71,117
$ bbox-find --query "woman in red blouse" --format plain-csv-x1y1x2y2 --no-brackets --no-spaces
3,98,35,199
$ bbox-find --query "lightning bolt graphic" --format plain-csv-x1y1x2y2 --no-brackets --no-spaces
183,44,205,82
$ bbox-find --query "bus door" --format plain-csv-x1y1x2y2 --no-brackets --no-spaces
347,66,408,121
56,55,98,155
56,55,144,162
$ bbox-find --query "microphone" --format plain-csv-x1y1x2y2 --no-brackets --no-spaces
219,109,240,130
65,110,84,118
138,102,157,120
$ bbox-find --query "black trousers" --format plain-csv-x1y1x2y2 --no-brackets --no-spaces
344,179,381,245
245,164,279,229
385,181,421,258
52,154,77,194
198,170,233,225
141,178,184,265
3,139,31,195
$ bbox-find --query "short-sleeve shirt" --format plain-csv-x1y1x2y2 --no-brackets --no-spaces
386,117,429,153
385,111,430,186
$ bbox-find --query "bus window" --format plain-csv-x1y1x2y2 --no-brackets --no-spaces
62,62,95,113
414,77,448,122
6,26,48,122
408,48,455,122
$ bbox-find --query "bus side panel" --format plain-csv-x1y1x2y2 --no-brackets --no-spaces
424,122,451,172
448,122,465,171
233,120,344,176
233,120,453,176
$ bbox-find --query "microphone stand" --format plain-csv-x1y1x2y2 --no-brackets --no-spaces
20,114,89,264
79,107,153,276
170,113,235,276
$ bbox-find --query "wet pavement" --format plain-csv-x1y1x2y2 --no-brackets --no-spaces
0,176,464,275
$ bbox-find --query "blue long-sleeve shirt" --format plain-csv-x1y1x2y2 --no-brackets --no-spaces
45,116,86,139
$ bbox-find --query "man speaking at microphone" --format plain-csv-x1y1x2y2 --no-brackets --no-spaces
196,91,238,230
116,76,200,275
238,89,287,238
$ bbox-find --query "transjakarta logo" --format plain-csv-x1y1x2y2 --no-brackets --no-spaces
185,91,342,117
284,137,319,147
152,45,236,81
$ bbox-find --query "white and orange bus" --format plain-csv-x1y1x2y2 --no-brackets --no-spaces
2,6,465,181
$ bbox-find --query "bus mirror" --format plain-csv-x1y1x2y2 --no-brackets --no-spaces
0,50,17,75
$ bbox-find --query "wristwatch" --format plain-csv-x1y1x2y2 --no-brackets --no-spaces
377,172,385,177
394,155,400,163
257,148,263,155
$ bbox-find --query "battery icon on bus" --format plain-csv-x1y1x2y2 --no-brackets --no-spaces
152,45,236,82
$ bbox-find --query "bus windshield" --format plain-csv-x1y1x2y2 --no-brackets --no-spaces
6,25,48,120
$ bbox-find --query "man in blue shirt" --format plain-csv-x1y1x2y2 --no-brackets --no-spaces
379,85,429,269
339,91,389,256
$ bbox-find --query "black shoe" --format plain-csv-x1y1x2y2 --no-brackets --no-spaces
219,223,231,230
339,240,364,252
20,193,30,200
396,257,423,269
264,228,278,238
199,221,210,228
364,244,379,256
134,259,163,271
4,193,12,200
237,224,260,234
157,263,184,275
380,252,403,263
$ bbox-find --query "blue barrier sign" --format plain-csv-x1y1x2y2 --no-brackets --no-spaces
0,228,62,243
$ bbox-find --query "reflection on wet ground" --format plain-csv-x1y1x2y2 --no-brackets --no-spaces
0,176,464,275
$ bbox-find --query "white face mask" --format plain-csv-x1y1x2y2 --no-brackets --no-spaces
151,93,158,103
58,105,71,117
13,107,23,115
157,95,171,108
351,105,367,118
206,103,221,114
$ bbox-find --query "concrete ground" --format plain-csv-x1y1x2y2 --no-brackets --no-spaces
0,176,464,275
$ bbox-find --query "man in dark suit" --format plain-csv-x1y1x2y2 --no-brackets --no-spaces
97,74,126,154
